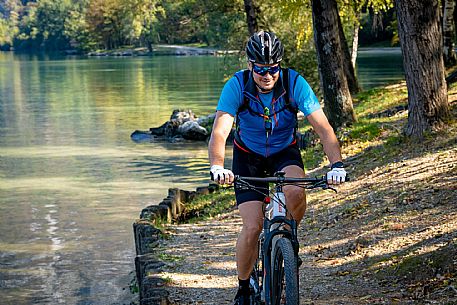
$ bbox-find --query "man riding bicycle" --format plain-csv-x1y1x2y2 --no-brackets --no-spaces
208,30,347,305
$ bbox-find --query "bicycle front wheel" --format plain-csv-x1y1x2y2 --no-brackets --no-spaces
271,238,299,305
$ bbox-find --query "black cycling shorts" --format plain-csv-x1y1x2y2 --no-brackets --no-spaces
232,142,304,205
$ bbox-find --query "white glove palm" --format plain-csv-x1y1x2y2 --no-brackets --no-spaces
210,165,234,185
327,167,346,184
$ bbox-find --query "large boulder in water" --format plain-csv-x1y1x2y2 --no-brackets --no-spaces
178,121,208,141
131,109,210,142
197,113,216,129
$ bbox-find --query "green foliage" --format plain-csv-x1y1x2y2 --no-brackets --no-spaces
13,0,73,50
0,18,13,48
1,0,398,60
64,8,97,51
155,0,245,48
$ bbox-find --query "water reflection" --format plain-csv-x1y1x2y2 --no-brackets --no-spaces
0,53,235,305
357,48,404,89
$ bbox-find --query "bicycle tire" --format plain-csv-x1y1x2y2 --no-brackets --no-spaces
271,238,299,305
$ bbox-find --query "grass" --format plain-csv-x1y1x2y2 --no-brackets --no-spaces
352,83,408,118
157,253,184,262
161,276,174,285
301,143,326,171
179,188,236,223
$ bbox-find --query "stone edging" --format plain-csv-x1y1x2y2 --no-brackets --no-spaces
132,184,219,305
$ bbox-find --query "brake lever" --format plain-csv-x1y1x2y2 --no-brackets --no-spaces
322,185,338,193
234,181,251,191
312,180,338,193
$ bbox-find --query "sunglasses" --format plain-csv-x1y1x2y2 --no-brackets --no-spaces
252,64,281,76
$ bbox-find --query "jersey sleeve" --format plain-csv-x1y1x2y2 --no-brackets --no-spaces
293,75,321,116
216,76,243,116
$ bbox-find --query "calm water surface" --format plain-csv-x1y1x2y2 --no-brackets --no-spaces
0,50,403,305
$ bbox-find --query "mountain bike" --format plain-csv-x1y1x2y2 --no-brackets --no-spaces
234,171,336,305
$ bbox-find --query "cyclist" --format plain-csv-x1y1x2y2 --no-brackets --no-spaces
208,30,347,305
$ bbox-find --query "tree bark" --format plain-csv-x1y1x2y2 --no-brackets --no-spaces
443,0,456,66
336,9,360,94
243,0,257,36
395,0,449,138
454,0,457,46
351,19,360,70
312,0,356,130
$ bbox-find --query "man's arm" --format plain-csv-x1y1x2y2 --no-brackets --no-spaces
306,109,342,165
208,111,235,184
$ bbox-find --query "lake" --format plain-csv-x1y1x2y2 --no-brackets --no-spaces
0,49,403,305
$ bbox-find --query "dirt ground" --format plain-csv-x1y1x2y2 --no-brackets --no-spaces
157,100,457,305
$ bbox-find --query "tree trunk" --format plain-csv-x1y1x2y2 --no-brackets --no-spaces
351,20,360,69
337,9,360,94
312,0,356,130
243,0,257,36
443,0,456,66
454,0,457,46
395,0,449,138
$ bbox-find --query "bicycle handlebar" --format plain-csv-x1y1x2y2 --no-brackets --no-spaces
234,175,326,184
234,174,349,193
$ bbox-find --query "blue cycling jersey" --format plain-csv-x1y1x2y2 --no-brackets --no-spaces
216,69,320,156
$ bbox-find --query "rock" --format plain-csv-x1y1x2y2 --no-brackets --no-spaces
170,109,196,125
132,109,211,142
197,113,216,128
131,130,158,142
177,121,208,141
149,122,168,136
133,184,219,305
133,220,162,255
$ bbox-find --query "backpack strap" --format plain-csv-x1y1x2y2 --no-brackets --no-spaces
237,69,251,113
280,68,300,136
282,68,300,114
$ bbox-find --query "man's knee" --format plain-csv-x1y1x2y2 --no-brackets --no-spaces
243,222,263,235
285,185,306,205
241,222,263,241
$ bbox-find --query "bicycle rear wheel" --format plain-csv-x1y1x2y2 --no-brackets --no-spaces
271,238,299,305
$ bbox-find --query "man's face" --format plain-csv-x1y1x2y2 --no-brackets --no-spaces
249,62,280,92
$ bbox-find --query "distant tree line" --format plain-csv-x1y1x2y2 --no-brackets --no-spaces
0,0,249,52
0,0,405,54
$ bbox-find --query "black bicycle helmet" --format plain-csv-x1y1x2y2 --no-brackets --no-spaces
246,31,284,64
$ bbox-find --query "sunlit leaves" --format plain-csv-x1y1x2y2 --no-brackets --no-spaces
1,0,396,53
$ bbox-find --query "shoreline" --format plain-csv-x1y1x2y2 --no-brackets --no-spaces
0,45,239,57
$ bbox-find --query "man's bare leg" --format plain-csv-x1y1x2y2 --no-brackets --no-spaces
236,200,264,280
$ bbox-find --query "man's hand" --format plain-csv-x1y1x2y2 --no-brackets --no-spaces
327,162,346,184
210,165,234,185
